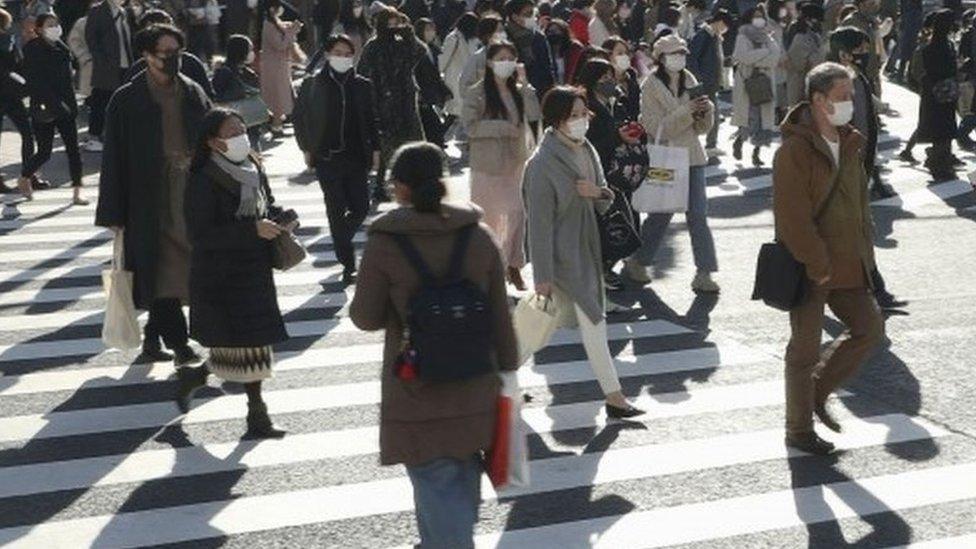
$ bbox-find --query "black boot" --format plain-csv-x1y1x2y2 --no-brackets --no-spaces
175,364,209,414
245,401,286,439
135,342,174,364
173,346,201,367
752,146,764,167
732,135,744,161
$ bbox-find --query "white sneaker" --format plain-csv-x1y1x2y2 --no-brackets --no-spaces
691,272,720,293
623,259,651,284
83,140,103,152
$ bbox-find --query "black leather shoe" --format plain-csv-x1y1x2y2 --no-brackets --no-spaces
606,403,645,420
875,291,908,310
176,365,209,414
341,268,357,285
173,346,201,367
30,175,50,190
244,401,287,439
785,432,836,455
752,147,764,167
814,402,842,433
134,347,174,364
732,136,744,161
604,269,624,291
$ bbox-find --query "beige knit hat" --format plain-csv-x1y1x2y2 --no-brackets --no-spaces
652,34,690,61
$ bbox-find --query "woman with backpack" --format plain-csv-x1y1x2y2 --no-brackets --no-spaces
462,41,540,290
731,5,782,167
350,142,518,548
524,85,644,419
180,108,289,439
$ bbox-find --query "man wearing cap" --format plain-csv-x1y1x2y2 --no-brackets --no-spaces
688,8,733,161
773,62,884,456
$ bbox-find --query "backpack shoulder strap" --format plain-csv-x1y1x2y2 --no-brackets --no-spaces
445,225,475,283
390,233,437,285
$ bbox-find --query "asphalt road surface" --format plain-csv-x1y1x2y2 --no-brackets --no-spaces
0,80,973,548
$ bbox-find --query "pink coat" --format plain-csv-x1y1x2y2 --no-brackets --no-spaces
260,20,298,117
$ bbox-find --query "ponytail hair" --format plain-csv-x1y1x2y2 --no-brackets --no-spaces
389,142,447,214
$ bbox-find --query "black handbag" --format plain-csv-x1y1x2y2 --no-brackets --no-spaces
598,192,642,264
751,172,840,311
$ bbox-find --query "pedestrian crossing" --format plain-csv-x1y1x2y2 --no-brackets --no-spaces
1,100,974,548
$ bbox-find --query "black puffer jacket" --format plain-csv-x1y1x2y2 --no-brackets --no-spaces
22,37,77,120
184,156,289,348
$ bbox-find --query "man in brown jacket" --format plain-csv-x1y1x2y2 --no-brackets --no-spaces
773,62,884,456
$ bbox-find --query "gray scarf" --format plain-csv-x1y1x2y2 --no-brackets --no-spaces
740,23,771,48
211,153,266,218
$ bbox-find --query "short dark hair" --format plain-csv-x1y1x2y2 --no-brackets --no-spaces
505,0,534,18
139,9,174,29
34,12,59,29
707,8,734,27
541,85,586,128
829,25,870,57
135,23,185,55
601,36,629,54
576,58,614,96
323,33,356,53
225,34,253,67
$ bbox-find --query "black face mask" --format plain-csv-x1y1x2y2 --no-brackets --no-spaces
160,54,181,79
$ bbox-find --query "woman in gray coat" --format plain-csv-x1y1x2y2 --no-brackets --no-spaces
523,86,643,419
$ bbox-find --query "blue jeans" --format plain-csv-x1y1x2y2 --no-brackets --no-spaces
635,166,718,273
406,455,482,548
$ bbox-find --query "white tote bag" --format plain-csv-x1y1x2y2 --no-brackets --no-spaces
487,371,531,492
101,232,142,350
512,293,559,365
632,126,690,213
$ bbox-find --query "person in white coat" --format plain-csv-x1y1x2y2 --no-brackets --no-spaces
66,13,92,98
439,12,478,122
731,5,782,167
588,0,617,48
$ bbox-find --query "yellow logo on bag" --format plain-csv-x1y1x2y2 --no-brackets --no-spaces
647,167,676,184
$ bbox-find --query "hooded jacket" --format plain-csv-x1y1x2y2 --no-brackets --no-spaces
350,203,518,466
772,103,875,289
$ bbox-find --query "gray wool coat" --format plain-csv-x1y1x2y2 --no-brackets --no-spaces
523,129,613,323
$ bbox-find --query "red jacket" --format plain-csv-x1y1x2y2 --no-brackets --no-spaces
568,10,590,45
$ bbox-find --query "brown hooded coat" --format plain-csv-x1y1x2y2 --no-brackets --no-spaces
772,102,876,289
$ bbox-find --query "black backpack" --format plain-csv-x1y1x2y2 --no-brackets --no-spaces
391,226,495,383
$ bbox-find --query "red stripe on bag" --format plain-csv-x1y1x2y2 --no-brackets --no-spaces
487,395,513,488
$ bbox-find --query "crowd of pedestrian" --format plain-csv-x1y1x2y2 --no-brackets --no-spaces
1,0,970,545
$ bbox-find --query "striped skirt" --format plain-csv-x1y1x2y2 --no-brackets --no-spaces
208,346,274,383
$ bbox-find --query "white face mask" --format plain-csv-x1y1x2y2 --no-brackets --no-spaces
220,133,251,163
245,50,255,64
328,55,354,73
492,31,507,43
352,6,363,17
619,6,632,19
752,17,767,29
566,117,589,141
491,59,517,78
664,53,686,72
827,99,854,126
614,54,630,72
778,8,788,19
521,16,537,31
43,25,62,42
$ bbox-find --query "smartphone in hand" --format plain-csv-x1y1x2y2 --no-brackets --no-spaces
686,84,707,100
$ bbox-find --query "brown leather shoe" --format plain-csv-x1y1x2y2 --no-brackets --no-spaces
785,432,836,456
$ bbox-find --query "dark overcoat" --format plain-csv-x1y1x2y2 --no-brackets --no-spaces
94,71,212,309
184,157,289,348
917,37,959,142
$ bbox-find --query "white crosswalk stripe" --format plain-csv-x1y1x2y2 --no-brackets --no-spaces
0,92,972,549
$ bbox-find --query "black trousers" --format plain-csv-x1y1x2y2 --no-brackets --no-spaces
22,116,82,186
316,154,369,272
144,298,189,351
88,70,126,139
0,97,34,165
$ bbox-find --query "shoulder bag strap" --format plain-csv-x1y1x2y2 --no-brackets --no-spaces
445,225,475,283
391,233,438,286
